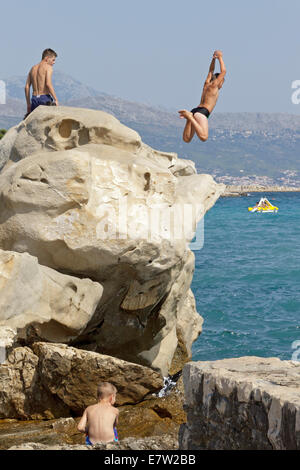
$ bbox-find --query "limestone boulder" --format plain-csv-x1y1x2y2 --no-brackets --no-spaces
173,289,203,374
0,249,103,343
0,341,163,420
0,125,20,171
0,346,69,419
0,106,142,170
32,342,163,410
0,106,225,375
169,159,196,177
180,357,300,450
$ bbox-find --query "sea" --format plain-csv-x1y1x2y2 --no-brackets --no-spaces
191,192,300,363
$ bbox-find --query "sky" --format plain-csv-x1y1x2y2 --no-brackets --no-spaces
1,0,300,114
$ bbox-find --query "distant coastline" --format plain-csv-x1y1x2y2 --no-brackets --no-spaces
222,185,300,197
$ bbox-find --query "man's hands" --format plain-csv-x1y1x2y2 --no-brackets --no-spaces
213,50,223,59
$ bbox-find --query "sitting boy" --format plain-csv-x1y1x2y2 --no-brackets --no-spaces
77,382,119,445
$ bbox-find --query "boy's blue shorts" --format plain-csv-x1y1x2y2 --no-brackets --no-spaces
85,432,119,446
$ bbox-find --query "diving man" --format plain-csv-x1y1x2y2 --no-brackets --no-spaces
178,50,226,142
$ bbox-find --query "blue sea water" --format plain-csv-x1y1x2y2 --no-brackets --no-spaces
191,193,300,362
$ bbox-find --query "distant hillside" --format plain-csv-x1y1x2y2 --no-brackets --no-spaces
1,72,300,184
67,95,300,181
5,71,106,103
0,71,107,125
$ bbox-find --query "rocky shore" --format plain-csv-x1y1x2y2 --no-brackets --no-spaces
1,106,299,451
222,184,300,197
0,106,224,449
7,436,178,451
0,374,185,450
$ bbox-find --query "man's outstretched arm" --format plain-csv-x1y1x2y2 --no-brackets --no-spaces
25,70,32,115
214,51,227,84
205,56,216,84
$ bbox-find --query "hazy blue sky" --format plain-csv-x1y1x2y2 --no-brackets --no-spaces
1,0,300,114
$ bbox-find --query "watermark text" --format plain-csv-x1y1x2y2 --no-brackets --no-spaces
291,80,300,105
0,342,6,364
291,340,300,362
0,80,6,105
95,200,205,251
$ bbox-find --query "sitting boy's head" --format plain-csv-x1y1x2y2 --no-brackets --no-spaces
97,382,117,404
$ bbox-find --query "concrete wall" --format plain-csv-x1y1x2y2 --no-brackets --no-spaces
179,357,300,450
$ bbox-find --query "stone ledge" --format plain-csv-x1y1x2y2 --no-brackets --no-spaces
7,435,178,451
179,357,300,450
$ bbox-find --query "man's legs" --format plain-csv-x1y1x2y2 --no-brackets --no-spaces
179,110,209,142
193,112,209,142
182,118,195,143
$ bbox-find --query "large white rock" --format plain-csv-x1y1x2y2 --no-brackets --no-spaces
0,249,103,343
0,125,20,171
0,106,142,170
32,342,164,409
0,106,225,375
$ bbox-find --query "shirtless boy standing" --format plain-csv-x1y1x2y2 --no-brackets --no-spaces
24,48,59,117
77,382,119,445
178,50,226,142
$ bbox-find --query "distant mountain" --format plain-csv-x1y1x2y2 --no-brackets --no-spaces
67,95,300,182
4,71,107,103
0,98,25,118
1,72,300,184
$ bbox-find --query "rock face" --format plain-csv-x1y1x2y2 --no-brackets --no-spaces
0,341,163,419
0,106,225,376
0,249,103,343
32,342,163,409
179,357,300,450
0,346,70,420
0,106,142,169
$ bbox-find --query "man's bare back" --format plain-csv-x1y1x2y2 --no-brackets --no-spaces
30,62,54,97
178,50,226,142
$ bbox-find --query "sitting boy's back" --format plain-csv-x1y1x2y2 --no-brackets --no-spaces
77,382,119,445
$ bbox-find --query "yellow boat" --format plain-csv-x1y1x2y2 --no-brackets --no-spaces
248,197,278,213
